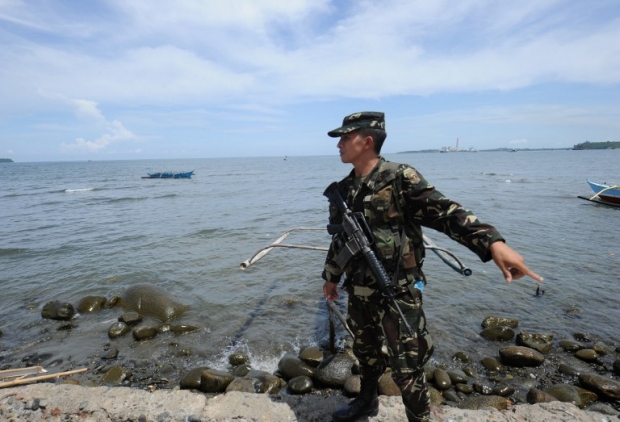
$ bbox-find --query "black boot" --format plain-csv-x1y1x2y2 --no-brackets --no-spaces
332,379,379,422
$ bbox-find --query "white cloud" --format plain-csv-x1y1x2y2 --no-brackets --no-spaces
60,99,137,153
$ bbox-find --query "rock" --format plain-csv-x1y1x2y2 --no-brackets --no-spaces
515,332,554,354
473,381,493,395
499,346,545,367
287,376,314,394
527,387,558,404
132,326,158,341
229,353,249,366
179,367,210,390
313,353,355,388
545,384,589,408
452,351,471,363
492,384,514,397
443,389,461,403
170,324,199,335
429,387,444,405
343,375,360,395
101,365,132,385
225,377,258,393
119,311,142,325
573,332,593,342
108,321,130,339
277,353,316,380
433,369,451,390
458,395,508,410
119,283,189,321
200,369,235,393
101,348,119,360
481,316,519,328
447,369,468,384
559,339,584,352
378,372,400,396
76,296,107,313
578,373,620,400
41,301,75,320
462,366,477,378
586,403,620,416
299,346,324,368
245,370,281,394
613,359,620,375
591,341,611,356
455,383,473,394
574,349,599,363
481,357,504,373
480,326,515,341
232,364,251,377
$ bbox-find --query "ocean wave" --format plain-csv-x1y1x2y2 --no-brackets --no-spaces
64,188,95,193
0,248,26,256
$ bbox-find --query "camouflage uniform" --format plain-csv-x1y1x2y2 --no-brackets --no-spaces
323,157,504,421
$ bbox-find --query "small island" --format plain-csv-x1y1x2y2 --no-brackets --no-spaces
0,158,14,163
573,141,620,150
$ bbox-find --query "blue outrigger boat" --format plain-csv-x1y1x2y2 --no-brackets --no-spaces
142,171,194,179
578,179,620,207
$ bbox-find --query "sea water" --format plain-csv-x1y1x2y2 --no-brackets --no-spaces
1,150,618,372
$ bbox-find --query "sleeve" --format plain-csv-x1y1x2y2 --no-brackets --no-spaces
399,167,504,262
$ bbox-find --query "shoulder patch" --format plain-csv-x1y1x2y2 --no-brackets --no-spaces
403,168,421,184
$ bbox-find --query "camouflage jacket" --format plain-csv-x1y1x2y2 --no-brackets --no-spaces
322,157,504,294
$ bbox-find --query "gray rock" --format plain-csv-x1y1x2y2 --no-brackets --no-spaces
492,384,514,397
108,321,130,339
313,353,355,388
101,348,119,360
452,351,472,363
119,311,142,325
447,369,468,384
299,346,324,368
433,369,451,390
473,381,493,395
200,369,235,393
41,301,75,321
499,346,545,367
343,374,360,395
277,353,316,380
592,341,612,355
516,332,554,354
228,353,249,366
232,364,252,377
527,387,558,404
100,365,132,385
245,370,281,394
76,296,107,313
481,357,504,373
179,367,210,390
443,389,461,403
225,377,260,393
287,375,314,394
613,359,620,375
119,283,189,321
481,316,519,328
480,326,515,341
559,339,585,352
170,324,199,335
578,372,620,400
455,383,473,394
545,384,588,408
132,325,158,341
378,372,400,396
574,349,599,363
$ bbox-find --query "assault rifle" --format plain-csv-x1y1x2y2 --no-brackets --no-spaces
323,182,416,338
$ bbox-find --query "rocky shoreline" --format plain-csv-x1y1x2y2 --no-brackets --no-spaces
1,285,619,421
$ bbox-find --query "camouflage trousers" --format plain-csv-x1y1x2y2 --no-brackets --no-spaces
346,285,434,422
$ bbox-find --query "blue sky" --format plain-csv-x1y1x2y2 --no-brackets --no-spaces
1,0,619,162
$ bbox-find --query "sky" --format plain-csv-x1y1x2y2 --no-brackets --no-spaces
1,0,619,162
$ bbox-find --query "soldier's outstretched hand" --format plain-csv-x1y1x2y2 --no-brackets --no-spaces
323,281,340,301
489,241,543,283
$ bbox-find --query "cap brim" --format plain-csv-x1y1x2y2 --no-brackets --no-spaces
327,125,360,137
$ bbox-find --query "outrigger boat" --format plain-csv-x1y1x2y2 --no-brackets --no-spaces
578,179,620,207
141,171,194,179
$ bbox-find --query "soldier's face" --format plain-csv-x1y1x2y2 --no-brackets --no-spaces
337,131,368,164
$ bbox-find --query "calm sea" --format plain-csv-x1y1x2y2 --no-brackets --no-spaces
1,150,618,373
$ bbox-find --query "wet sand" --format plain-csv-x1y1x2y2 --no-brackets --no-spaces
0,383,614,421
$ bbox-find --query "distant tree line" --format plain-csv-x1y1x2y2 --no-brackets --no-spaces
0,158,14,163
573,141,620,150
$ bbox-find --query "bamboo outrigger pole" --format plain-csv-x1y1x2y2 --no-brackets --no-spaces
0,367,87,389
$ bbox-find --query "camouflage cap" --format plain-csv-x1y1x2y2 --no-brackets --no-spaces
327,111,385,137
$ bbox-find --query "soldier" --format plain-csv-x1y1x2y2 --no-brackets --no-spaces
321,111,543,422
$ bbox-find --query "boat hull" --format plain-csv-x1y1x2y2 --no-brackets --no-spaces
142,171,194,179
587,179,620,204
